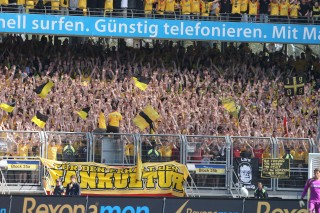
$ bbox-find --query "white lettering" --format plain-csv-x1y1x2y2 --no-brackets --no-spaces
95,19,105,32
303,27,316,40
7,19,16,29
32,20,39,30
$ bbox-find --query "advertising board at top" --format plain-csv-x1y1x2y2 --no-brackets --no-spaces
0,13,319,44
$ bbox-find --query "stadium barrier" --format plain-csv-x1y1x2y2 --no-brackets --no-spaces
0,195,308,213
184,135,229,189
0,131,317,193
274,137,312,190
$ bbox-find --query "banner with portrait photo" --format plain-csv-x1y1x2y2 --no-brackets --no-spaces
41,158,190,197
233,158,259,189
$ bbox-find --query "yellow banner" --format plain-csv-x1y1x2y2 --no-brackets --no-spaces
41,159,190,197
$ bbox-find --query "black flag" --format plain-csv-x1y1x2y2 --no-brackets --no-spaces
233,158,259,189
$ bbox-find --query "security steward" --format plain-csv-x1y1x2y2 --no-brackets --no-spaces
254,182,268,199
147,140,161,162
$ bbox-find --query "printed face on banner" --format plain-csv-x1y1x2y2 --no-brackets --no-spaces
239,162,252,184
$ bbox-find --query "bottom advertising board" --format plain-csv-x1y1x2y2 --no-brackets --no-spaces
243,199,308,213
11,195,87,213
164,198,243,213
2,195,310,213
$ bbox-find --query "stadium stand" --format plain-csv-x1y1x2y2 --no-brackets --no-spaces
0,0,318,199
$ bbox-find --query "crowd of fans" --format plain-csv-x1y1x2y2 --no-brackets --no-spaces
0,0,319,23
0,35,318,142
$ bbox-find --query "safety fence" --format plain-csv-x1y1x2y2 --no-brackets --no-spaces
0,5,316,25
0,195,308,213
0,131,316,194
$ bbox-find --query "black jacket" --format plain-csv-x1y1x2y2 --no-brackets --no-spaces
254,188,268,199
66,182,81,196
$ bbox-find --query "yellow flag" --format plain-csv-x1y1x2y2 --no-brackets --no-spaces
34,80,54,99
222,98,241,118
133,105,160,131
0,103,14,113
77,107,90,120
31,112,48,129
133,76,151,91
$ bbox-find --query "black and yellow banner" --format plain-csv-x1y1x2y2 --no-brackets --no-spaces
284,76,304,96
0,103,15,113
41,159,190,197
31,111,48,129
133,76,151,91
133,105,160,131
34,80,54,98
262,158,290,179
77,107,90,120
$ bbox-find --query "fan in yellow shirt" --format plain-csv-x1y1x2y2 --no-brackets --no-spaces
248,0,259,22
107,105,123,133
144,0,154,16
269,0,279,21
201,0,215,19
26,0,35,13
47,141,58,161
231,0,242,21
191,0,201,18
104,0,113,16
279,0,290,22
240,0,249,12
160,141,175,162
0,0,8,6
18,141,30,158
156,0,166,16
165,0,176,13
51,0,60,12
180,0,191,19
125,142,135,164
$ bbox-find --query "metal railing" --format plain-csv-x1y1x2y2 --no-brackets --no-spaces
274,137,312,191
184,135,230,189
0,5,317,25
0,168,9,194
0,130,317,196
